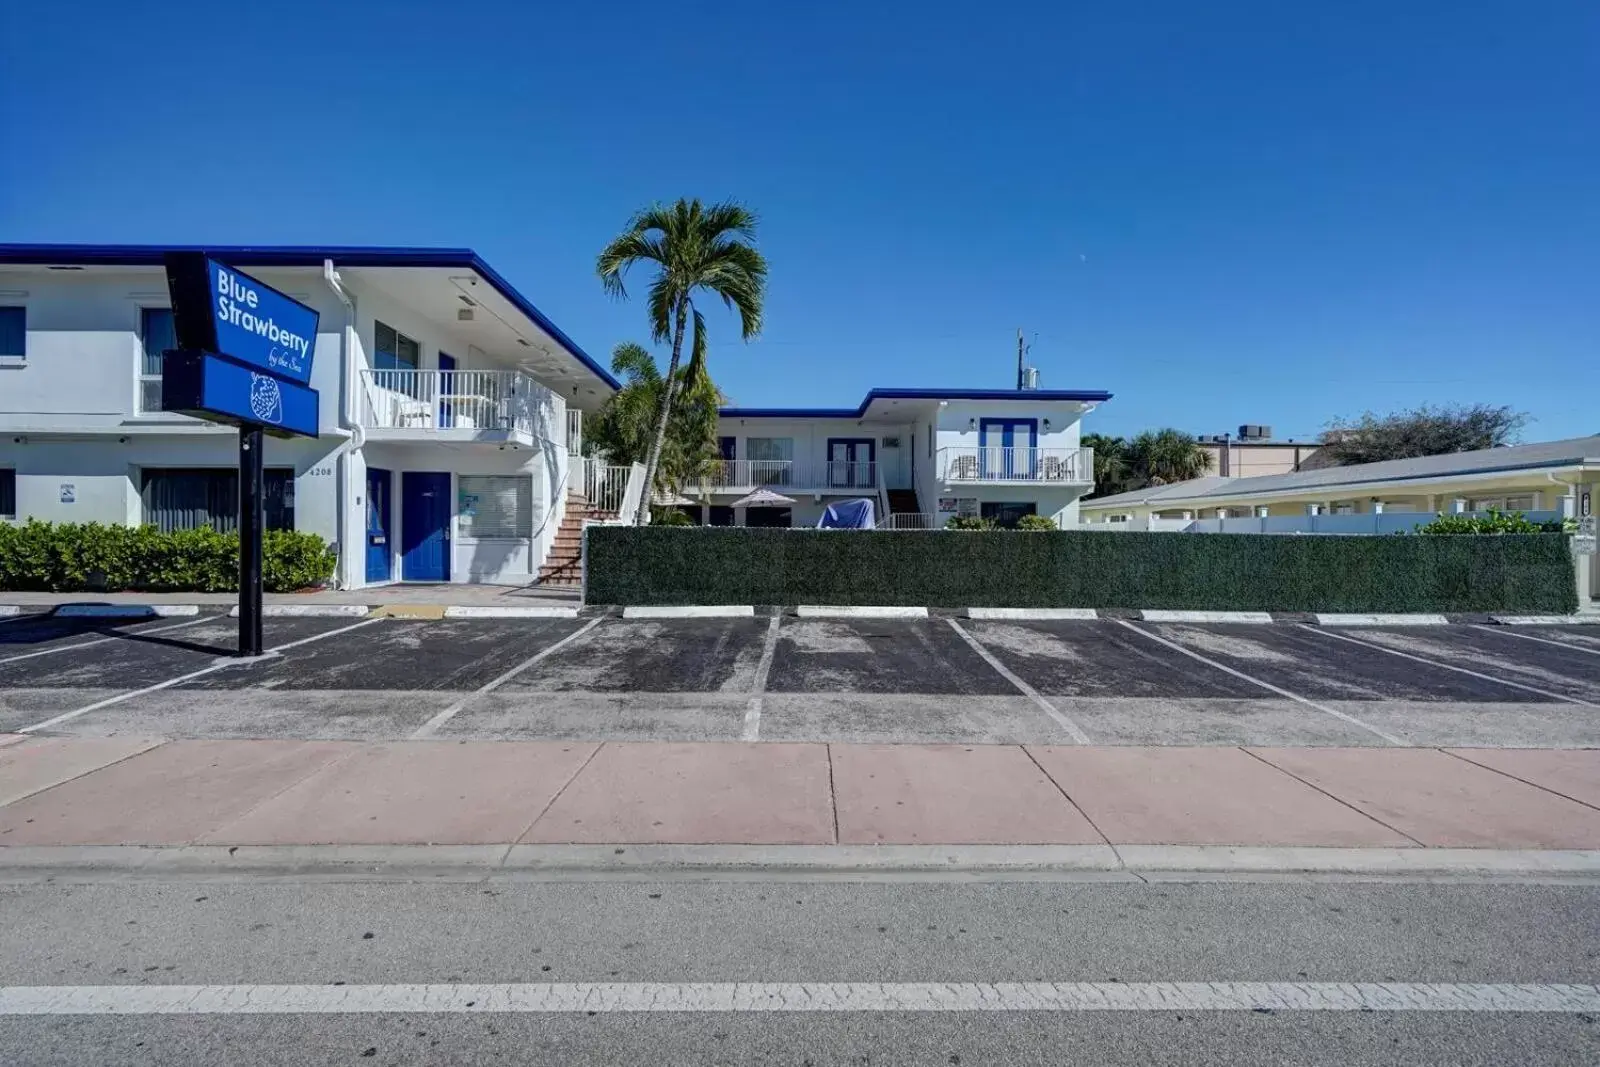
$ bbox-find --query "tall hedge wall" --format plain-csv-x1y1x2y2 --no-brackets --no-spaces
584,527,1578,613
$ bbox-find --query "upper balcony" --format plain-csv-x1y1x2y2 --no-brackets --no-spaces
700,459,879,494
358,368,566,448
939,446,1094,487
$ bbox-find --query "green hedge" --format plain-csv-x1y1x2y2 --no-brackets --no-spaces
0,521,336,593
585,527,1578,613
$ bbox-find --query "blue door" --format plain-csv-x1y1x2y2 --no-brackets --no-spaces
401,472,451,582
437,353,458,428
365,468,392,583
827,438,876,488
979,419,1037,479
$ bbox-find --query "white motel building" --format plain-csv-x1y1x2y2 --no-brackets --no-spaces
0,243,1116,591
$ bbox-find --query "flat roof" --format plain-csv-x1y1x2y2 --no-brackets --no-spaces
721,387,1113,419
0,243,619,391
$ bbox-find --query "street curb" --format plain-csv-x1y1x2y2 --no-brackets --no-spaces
372,604,448,620
966,608,1098,621
1314,613,1451,626
622,606,755,619
1137,610,1274,624
2,844,1598,881
795,606,930,619
229,604,370,618
444,606,581,619
1492,615,1600,626
51,604,201,619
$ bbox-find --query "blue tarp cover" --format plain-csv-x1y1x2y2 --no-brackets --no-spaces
817,498,876,529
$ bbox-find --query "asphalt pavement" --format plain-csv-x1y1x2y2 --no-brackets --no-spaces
1,611,1596,746
1,875,1596,1065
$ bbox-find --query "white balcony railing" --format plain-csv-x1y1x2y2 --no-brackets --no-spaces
359,368,563,442
939,446,1093,485
700,460,878,492
584,463,634,516
878,512,941,530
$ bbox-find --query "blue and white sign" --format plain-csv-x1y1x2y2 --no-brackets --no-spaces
201,261,318,384
160,350,320,438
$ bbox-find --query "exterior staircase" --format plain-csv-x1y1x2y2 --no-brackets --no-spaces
537,488,610,588
887,488,920,516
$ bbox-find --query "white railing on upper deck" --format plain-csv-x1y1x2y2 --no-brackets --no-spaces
566,409,583,454
700,460,879,491
878,512,941,530
359,369,563,443
939,446,1093,485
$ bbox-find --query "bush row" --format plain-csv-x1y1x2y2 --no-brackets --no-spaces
0,521,337,593
585,526,1578,613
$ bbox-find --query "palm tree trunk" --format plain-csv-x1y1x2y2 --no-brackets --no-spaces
633,299,689,525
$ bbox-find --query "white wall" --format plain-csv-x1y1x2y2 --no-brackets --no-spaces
934,399,1086,454
0,434,344,540
356,441,561,586
713,418,916,488
0,266,346,434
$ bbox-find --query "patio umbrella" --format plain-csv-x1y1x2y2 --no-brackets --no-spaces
729,487,797,508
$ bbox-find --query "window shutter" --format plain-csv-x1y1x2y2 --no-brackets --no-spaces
458,476,530,539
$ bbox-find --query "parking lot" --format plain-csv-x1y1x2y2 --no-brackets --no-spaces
1,610,1596,748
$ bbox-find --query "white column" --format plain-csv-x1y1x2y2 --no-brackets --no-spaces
1372,500,1385,514
1255,506,1269,518
1306,503,1321,516
1532,490,1544,511
1452,498,1468,514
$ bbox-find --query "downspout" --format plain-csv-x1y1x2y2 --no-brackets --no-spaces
322,260,365,590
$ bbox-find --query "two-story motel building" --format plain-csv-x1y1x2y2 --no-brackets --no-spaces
0,243,1114,588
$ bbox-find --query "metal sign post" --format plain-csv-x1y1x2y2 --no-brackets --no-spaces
162,253,321,657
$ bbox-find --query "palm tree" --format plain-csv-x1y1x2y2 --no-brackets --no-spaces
587,341,723,497
1128,429,1212,486
597,199,767,524
1081,433,1132,498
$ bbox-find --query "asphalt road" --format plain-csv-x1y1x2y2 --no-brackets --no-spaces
1,873,1597,1065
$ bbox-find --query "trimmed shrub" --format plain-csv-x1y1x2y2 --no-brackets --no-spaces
945,515,996,531
1013,514,1058,531
584,526,1578,613
0,521,336,593
1418,508,1573,535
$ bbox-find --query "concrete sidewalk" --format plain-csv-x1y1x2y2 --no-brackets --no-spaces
2,736,1598,856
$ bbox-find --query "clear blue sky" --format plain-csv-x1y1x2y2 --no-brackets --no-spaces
3,1,1595,442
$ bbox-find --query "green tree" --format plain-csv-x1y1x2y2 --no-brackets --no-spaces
1318,404,1529,467
586,342,722,497
597,199,767,523
1126,428,1212,486
1082,432,1133,498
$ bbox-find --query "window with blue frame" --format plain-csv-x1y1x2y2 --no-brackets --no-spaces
139,308,175,412
373,321,420,371
0,306,25,362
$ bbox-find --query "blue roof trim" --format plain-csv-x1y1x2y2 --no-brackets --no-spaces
719,387,1113,419
0,243,619,391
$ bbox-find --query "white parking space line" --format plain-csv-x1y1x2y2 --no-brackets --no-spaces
948,619,1091,744
0,614,217,667
1304,625,1599,707
1116,620,1402,745
18,617,387,734
744,615,782,742
410,618,604,739
1474,624,1600,658
3,981,1596,1016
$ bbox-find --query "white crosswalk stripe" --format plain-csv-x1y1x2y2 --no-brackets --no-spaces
2,982,1598,1015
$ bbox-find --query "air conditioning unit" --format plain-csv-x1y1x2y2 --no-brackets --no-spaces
1238,424,1271,440
457,308,475,321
